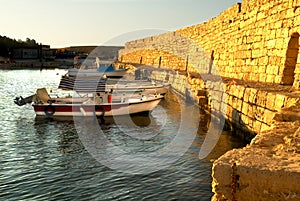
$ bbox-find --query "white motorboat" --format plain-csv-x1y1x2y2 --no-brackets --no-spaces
14,88,163,117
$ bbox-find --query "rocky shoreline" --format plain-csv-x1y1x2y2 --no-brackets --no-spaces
212,119,300,201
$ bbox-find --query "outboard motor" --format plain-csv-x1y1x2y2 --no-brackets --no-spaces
14,95,35,106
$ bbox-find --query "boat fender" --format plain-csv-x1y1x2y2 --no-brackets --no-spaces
44,105,55,116
80,107,87,116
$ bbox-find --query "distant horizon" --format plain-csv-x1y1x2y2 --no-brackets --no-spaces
1,0,240,48
55,44,125,49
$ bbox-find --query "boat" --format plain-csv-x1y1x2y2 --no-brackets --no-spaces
67,66,128,78
14,88,163,117
106,81,170,95
68,57,128,78
58,75,170,95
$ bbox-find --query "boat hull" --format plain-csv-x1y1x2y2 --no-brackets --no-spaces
33,96,162,117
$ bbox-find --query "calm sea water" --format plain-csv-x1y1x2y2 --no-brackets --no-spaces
0,69,245,201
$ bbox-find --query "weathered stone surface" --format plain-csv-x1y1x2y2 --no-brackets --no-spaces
212,121,300,201
117,0,300,200
141,62,300,200
119,0,300,90
212,148,300,201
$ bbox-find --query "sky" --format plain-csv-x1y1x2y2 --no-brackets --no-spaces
1,0,240,48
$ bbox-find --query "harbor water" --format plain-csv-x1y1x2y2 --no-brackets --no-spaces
0,69,245,201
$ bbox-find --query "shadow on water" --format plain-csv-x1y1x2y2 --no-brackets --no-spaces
231,108,256,143
31,94,247,164
33,112,154,129
192,107,248,164
32,112,158,153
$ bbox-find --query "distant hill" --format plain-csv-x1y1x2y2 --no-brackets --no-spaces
0,34,124,59
0,35,40,57
57,46,124,60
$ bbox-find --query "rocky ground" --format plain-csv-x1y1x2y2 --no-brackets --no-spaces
212,99,300,201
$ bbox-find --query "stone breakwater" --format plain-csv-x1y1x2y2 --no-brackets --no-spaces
115,65,300,200
118,0,300,200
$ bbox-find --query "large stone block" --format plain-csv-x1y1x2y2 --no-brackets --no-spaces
248,88,258,104
266,39,277,48
240,113,250,125
242,101,250,114
264,109,277,125
236,99,244,111
243,88,251,103
265,92,276,110
294,0,300,7
256,90,267,107
253,120,262,133
274,94,286,110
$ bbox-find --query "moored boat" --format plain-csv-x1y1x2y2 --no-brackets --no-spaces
69,57,128,78
67,67,128,78
14,88,163,117
58,75,170,95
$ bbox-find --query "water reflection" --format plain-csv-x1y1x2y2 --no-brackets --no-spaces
0,69,246,200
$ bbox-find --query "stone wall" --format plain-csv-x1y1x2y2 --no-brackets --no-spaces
147,69,300,200
118,0,300,200
149,69,299,141
119,0,300,89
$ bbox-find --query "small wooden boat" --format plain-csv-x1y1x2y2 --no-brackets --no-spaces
14,88,163,117
68,64,128,78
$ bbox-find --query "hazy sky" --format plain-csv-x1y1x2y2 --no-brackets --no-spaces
1,0,240,48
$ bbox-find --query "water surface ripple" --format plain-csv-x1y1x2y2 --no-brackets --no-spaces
0,69,245,201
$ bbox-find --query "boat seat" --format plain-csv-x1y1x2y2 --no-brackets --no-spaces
35,88,51,103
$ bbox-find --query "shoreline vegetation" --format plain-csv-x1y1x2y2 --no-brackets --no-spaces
0,59,73,70
0,35,124,70
0,58,119,70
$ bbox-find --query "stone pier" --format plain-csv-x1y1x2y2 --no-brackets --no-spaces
118,0,300,200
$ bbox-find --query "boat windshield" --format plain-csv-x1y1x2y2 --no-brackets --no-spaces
97,65,114,72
